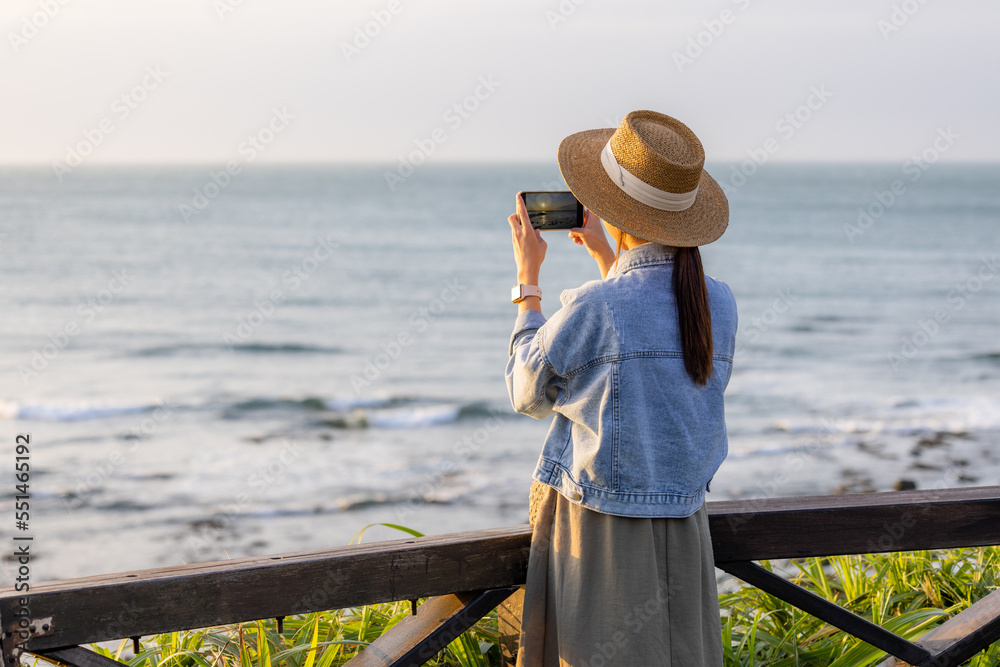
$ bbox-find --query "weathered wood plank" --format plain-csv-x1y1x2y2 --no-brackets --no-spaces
710,485,1000,561
4,526,531,595
36,646,129,667
344,592,477,667
877,587,1000,667
0,526,531,655
709,486,1000,514
497,586,524,666
344,588,517,667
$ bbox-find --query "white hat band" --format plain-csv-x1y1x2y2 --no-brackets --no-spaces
600,138,699,212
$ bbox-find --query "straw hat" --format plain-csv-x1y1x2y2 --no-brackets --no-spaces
557,110,728,247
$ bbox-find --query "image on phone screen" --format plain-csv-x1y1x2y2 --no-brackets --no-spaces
521,191,582,230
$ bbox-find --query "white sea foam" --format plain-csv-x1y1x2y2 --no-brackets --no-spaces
772,395,1000,437
323,396,394,411
365,403,462,428
0,399,162,422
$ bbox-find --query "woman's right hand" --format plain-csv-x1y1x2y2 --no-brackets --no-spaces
569,209,616,278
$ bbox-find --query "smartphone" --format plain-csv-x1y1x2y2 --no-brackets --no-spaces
518,191,584,230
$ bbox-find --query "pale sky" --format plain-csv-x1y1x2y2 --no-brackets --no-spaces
2,0,998,165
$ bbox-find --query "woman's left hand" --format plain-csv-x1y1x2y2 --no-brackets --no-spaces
509,194,547,284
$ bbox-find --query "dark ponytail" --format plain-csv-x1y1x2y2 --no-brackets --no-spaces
672,246,713,385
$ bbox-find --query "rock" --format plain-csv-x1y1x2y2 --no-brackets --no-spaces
916,432,950,449
834,478,876,494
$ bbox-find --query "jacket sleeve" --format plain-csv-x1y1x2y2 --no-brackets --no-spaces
505,309,564,419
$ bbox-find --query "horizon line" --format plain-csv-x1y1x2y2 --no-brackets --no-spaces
1,158,998,168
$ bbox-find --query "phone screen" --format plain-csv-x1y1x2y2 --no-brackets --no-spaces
520,191,584,230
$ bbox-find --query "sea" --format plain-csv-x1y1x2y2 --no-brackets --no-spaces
1,162,998,583
526,208,577,229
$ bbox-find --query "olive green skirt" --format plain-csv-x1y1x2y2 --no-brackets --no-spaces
515,481,724,667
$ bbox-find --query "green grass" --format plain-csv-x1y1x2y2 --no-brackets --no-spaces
23,540,1000,667
719,546,1000,666
49,603,500,667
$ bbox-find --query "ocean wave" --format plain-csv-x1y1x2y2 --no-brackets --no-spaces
3,391,498,429
456,402,501,419
226,395,408,417
226,393,496,429
314,402,474,429
366,403,462,428
223,493,456,518
133,342,342,357
323,396,396,411
726,441,848,461
224,396,330,415
318,395,498,429
0,399,165,422
771,395,1000,437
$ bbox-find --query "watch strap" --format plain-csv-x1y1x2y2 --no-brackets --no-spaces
511,284,542,303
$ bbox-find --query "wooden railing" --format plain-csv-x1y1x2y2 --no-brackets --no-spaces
2,486,999,667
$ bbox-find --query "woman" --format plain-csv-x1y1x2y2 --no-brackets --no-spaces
506,110,737,666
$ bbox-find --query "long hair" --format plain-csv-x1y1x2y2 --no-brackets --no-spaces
672,246,713,385
613,231,714,385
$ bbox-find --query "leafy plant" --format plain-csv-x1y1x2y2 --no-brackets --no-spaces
719,547,1000,666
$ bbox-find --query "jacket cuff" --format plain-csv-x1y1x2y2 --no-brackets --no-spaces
508,309,547,357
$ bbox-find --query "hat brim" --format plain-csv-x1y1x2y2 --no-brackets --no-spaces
557,128,728,247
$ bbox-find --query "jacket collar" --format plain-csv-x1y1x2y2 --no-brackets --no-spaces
607,242,677,278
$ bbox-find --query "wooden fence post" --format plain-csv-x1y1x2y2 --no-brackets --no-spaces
498,586,525,666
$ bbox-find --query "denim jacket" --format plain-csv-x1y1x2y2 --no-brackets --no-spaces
506,242,737,518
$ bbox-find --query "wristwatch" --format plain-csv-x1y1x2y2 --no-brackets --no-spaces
511,284,542,303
